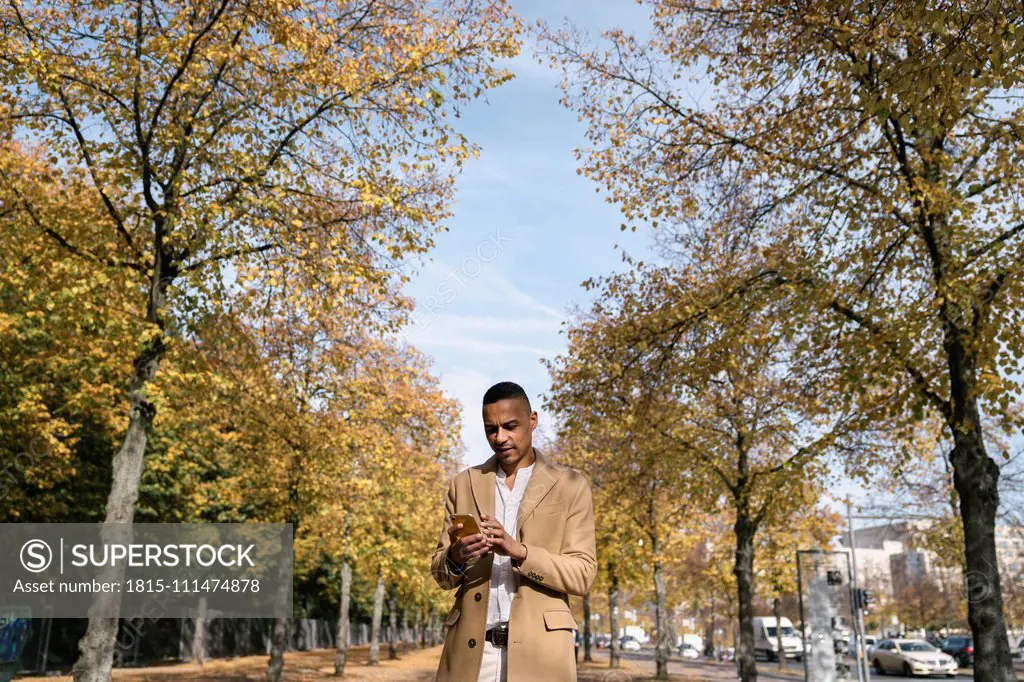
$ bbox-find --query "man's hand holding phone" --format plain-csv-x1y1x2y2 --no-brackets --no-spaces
480,515,527,562
448,514,490,567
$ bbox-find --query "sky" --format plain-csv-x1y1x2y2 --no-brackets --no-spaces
399,0,656,467
398,0,877,517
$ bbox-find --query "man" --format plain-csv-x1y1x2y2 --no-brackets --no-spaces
431,382,597,682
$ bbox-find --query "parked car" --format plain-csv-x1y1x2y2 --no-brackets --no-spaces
940,635,974,667
851,634,878,658
619,635,641,652
678,642,700,659
856,630,880,655
871,639,958,677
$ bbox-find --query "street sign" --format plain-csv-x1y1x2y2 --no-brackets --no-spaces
797,550,854,682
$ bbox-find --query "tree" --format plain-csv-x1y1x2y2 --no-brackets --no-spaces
860,424,1024,633
546,262,887,682
1,1,518,678
207,307,460,678
552,438,647,671
755,491,842,670
667,533,726,657
543,3,1024,677
0,144,140,523
548,416,690,679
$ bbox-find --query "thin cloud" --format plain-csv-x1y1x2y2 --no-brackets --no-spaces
406,330,557,358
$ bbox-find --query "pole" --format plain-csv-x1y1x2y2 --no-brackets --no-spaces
843,549,861,682
847,498,869,682
797,551,808,682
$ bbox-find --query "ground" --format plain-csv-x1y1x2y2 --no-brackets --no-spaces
13,646,1024,681
13,647,716,682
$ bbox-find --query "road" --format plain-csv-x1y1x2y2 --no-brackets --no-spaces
591,649,816,681
592,647,1024,681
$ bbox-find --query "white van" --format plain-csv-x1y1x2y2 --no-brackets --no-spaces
677,633,704,651
753,616,804,661
620,625,649,644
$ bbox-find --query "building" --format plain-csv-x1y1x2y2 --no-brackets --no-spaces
839,520,1024,599
838,521,919,596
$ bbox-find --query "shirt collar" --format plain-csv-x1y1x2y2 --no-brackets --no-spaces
495,458,535,481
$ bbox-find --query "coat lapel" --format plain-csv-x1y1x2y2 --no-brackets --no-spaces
469,455,497,519
516,448,560,532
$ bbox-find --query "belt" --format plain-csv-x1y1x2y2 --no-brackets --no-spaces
485,625,509,647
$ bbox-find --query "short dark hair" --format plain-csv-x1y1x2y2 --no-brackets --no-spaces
482,381,531,412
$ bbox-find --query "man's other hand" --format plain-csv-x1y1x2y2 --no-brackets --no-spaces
480,515,527,561
447,522,490,566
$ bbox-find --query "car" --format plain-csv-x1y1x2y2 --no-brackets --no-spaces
871,639,959,677
619,635,641,651
940,635,974,667
852,635,878,657
867,635,878,656
678,642,700,659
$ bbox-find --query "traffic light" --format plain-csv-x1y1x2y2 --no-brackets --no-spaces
853,588,876,613
862,589,875,613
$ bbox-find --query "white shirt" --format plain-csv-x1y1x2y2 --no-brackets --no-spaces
487,460,534,629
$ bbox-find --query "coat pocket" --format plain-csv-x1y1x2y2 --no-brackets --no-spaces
444,607,461,627
542,610,578,631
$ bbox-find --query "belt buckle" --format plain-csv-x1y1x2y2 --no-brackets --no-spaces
490,625,509,647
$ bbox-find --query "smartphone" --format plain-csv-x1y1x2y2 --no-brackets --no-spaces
451,513,481,539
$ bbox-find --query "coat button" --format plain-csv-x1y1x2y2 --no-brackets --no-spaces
474,592,482,602
468,639,477,648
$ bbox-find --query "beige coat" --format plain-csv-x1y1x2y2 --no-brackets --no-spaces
431,449,597,682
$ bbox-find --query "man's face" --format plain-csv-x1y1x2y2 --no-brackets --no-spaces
482,398,537,468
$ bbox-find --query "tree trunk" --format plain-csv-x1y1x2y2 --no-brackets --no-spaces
333,561,351,676
583,593,593,662
917,249,1015,679
131,623,142,666
266,523,296,682
37,616,52,673
369,572,384,665
704,595,716,658
428,609,438,647
950,419,1016,681
266,617,288,682
387,583,398,660
193,596,208,666
609,565,621,669
400,606,409,656
734,510,758,682
73,271,170,682
653,553,669,679
773,597,784,672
